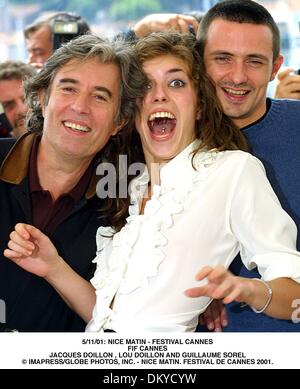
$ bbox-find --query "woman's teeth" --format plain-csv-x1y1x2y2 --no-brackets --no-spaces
148,111,175,121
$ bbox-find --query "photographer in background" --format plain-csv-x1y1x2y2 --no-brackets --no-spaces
275,67,300,100
24,12,91,69
0,61,36,139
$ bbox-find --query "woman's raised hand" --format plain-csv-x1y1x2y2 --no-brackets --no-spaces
4,223,61,278
185,265,253,304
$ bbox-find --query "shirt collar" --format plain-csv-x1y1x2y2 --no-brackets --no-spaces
0,132,34,183
130,139,205,197
29,133,42,192
159,139,201,191
0,131,98,200
29,134,95,202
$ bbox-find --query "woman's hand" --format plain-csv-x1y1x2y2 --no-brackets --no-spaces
4,223,61,278
185,265,253,304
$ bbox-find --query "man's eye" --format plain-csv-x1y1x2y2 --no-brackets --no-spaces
146,82,152,90
3,102,14,111
32,49,43,55
169,79,185,87
62,87,75,93
215,56,229,63
95,95,107,102
248,60,263,66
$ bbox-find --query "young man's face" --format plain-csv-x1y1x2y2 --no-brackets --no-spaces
26,25,53,68
0,78,28,138
40,57,123,162
203,19,283,128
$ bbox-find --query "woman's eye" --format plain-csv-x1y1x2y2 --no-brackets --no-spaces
169,79,185,87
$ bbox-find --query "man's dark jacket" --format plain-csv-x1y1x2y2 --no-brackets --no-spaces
0,133,105,331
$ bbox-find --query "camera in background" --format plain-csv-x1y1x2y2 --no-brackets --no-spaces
50,13,91,52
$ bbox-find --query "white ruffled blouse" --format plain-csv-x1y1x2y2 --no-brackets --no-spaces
86,141,300,332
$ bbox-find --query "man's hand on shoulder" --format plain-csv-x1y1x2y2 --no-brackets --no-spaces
198,299,228,332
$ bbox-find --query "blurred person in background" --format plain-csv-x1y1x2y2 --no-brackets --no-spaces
0,61,36,139
275,67,300,100
24,12,90,69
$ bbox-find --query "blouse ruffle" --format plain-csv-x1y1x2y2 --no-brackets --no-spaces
88,145,220,330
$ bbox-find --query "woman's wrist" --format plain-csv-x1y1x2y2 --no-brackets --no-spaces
45,256,68,283
244,278,273,314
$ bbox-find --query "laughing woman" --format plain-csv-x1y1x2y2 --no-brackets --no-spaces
5,32,300,332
